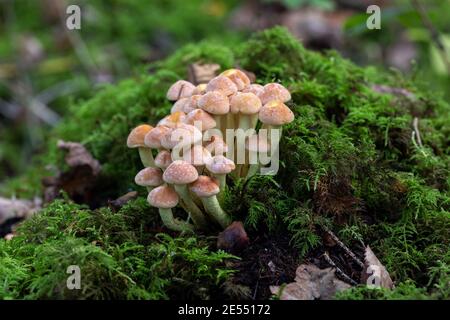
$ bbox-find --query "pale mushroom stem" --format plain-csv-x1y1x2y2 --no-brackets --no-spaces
138,147,155,167
174,184,208,229
201,196,231,229
244,149,259,179
159,208,194,233
235,115,253,177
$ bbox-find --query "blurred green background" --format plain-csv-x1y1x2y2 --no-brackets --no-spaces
1,0,449,187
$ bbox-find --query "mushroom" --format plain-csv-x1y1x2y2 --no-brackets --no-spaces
182,94,202,114
127,124,155,167
163,160,208,229
192,83,207,95
183,109,216,132
144,125,171,150
220,69,250,91
171,98,188,113
258,100,294,136
242,83,264,96
244,133,270,179
148,185,194,233
198,90,230,136
157,111,186,128
166,80,195,101
258,83,291,105
154,150,173,169
182,145,212,173
161,123,202,153
206,75,238,96
135,167,163,192
206,155,235,191
190,176,231,228
230,92,262,130
205,135,228,156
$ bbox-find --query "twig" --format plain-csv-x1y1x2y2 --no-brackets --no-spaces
323,251,358,286
411,0,450,75
322,226,365,269
412,117,423,147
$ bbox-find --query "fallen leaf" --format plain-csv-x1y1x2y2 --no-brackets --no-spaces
361,246,394,289
217,221,249,254
270,264,351,300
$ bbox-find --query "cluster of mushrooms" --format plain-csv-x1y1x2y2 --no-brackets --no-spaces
127,69,294,233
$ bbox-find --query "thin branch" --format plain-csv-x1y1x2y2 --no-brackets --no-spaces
322,226,365,269
323,251,358,286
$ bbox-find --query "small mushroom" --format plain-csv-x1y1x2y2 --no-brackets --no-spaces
163,160,208,229
171,98,188,113
192,83,207,95
198,90,230,135
135,167,164,192
206,75,238,96
182,145,212,173
182,94,202,114
190,176,231,228
154,150,173,169
258,83,291,105
127,124,155,167
148,185,194,232
220,69,250,91
258,100,294,134
230,92,262,130
242,83,264,96
205,135,228,156
157,111,186,128
161,123,202,151
206,155,235,191
184,109,216,132
166,80,195,101
144,125,171,149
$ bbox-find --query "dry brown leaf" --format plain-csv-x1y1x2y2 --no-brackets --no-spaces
270,264,351,300
361,246,394,289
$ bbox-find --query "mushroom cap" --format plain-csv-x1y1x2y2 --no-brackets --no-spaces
166,80,195,101
220,69,251,90
182,94,201,114
230,92,262,114
184,109,216,131
206,75,238,96
171,98,188,113
147,185,179,209
190,175,220,197
258,100,294,126
135,167,164,187
144,125,171,149
160,123,202,149
183,145,212,166
245,134,270,153
206,155,236,174
198,91,230,115
163,160,199,184
155,150,173,169
157,111,186,128
258,83,291,105
127,124,153,148
242,83,264,96
193,83,207,95
205,135,228,155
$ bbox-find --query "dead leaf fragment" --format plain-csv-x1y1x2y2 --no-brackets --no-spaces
270,264,351,300
361,246,394,289
217,221,249,254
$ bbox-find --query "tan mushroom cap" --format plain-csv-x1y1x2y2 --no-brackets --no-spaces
258,100,294,126
220,69,250,90
135,167,164,187
258,83,291,105
193,83,207,95
171,98,188,113
183,145,212,166
184,109,216,131
155,150,173,169
206,155,236,174
163,160,199,184
230,92,262,114
144,125,171,149
157,111,186,128
147,185,179,209
242,83,264,96
198,91,230,115
206,75,238,96
127,124,153,148
190,175,220,197
166,80,195,101
205,135,228,155
182,94,201,114
245,134,270,153
160,123,202,149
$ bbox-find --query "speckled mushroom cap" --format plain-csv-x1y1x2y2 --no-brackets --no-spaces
184,109,216,131
182,95,201,113
230,92,262,114
155,150,173,169
190,175,220,197
245,134,270,153
135,167,164,187
206,155,236,174
160,123,202,149
192,83,207,95
183,145,212,166
206,75,238,96
242,83,264,96
205,135,228,155
127,124,153,148
258,100,294,126
166,80,195,101
163,160,199,184
171,98,188,113
157,111,186,128
258,83,291,105
147,185,179,209
220,69,250,91
198,91,230,115
144,125,171,149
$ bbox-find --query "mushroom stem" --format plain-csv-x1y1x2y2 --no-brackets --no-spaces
174,184,208,229
159,208,194,233
201,196,231,229
138,147,155,167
